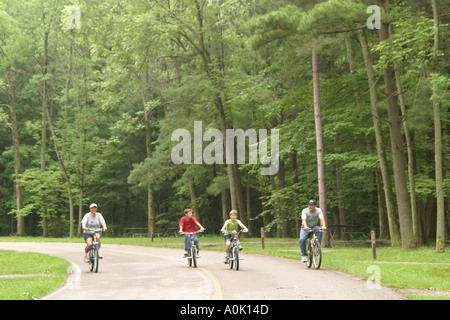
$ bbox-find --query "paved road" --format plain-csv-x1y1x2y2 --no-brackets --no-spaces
0,242,405,300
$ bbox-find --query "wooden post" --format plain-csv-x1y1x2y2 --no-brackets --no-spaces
371,230,376,260
151,227,154,243
261,227,265,250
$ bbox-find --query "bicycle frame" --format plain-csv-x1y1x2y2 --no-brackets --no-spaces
85,228,102,273
306,229,322,269
228,230,245,271
180,231,202,268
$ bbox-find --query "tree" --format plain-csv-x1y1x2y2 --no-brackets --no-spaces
0,7,31,235
312,38,329,245
431,0,445,252
375,0,415,249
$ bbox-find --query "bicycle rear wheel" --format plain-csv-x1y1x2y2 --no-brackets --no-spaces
312,239,322,269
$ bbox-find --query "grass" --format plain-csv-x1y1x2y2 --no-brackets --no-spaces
0,249,71,300
1,236,449,300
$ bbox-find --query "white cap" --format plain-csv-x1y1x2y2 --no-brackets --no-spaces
89,203,98,208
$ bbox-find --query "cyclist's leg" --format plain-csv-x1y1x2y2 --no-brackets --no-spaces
299,226,309,256
224,235,231,263
225,239,231,254
312,226,323,243
84,234,93,253
84,234,93,262
95,232,103,258
95,232,102,246
184,234,190,251
193,234,199,254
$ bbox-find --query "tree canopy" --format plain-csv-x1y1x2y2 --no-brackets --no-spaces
0,0,448,250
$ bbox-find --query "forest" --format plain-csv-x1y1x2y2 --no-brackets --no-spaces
0,0,448,251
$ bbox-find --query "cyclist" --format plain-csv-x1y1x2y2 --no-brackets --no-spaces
81,203,107,263
178,208,205,257
220,210,248,264
300,199,327,263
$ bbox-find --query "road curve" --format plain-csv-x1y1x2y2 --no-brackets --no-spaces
0,242,405,300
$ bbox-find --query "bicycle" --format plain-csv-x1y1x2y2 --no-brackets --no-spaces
180,230,203,268
305,228,323,269
225,230,247,271
85,228,102,273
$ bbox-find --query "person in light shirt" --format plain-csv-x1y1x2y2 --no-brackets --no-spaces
81,203,107,262
299,199,327,263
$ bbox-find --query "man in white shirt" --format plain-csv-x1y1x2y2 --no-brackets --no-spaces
299,199,327,262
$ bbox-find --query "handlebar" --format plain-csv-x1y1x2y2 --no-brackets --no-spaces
304,227,326,232
84,228,103,233
179,230,205,235
221,229,248,235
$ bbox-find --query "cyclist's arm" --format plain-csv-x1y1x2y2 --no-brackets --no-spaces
302,217,311,231
196,222,205,231
99,214,107,232
319,216,327,230
220,220,229,233
237,220,248,232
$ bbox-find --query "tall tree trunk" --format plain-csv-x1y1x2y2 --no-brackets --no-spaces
5,71,24,236
393,60,419,245
376,0,415,249
78,52,89,238
277,159,289,237
431,0,445,252
246,172,251,232
334,134,346,239
260,177,271,236
375,165,389,239
190,1,239,210
141,88,155,237
234,163,248,230
41,28,49,237
220,164,230,221
290,153,301,236
312,39,329,246
357,28,400,246
44,92,74,238
189,177,200,220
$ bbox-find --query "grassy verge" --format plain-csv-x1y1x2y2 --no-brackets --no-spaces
1,236,449,300
0,249,71,300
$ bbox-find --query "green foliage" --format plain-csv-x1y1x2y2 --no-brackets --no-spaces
0,0,447,244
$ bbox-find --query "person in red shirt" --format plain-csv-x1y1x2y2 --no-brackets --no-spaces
179,208,205,257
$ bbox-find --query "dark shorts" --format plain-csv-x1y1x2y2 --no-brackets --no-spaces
83,232,102,241
224,234,233,242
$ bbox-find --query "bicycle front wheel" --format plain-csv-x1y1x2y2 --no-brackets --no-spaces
89,249,94,272
234,247,239,271
312,239,322,269
306,240,313,268
229,249,234,269
191,246,197,268
93,245,99,273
